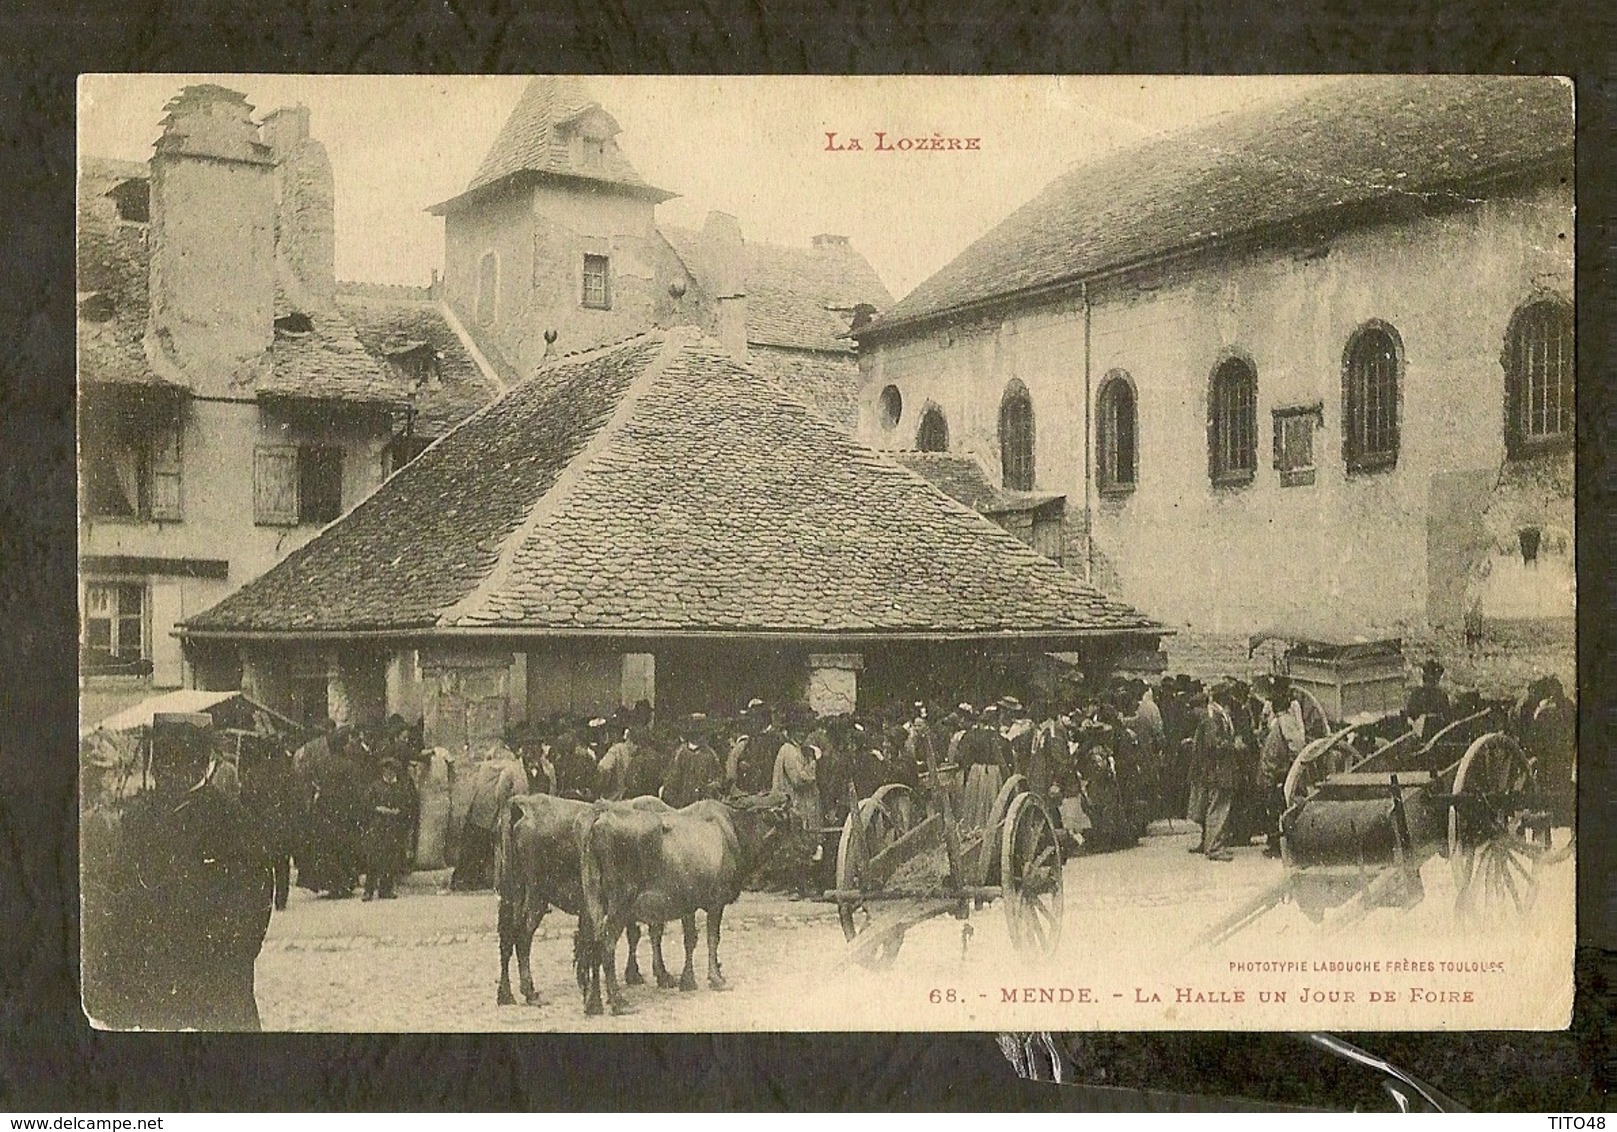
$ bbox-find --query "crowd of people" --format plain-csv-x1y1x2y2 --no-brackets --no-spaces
253,661,1578,903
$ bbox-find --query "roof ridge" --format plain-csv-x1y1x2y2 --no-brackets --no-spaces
438,333,682,626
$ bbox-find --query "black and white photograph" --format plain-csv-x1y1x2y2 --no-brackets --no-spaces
75,74,1576,1033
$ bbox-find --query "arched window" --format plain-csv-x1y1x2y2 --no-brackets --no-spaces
1504,297,1574,457
878,384,903,430
475,251,498,326
1343,322,1401,472
1096,371,1137,493
999,381,1035,491
916,406,949,452
1208,356,1257,485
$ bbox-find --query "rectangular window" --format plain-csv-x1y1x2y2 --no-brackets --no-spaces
1273,404,1322,487
82,580,148,674
81,398,183,521
254,445,344,526
298,446,345,524
582,254,611,310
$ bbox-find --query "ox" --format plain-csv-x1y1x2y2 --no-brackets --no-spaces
496,793,681,1006
577,791,793,1016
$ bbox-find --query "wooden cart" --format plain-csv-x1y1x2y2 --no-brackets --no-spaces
1199,705,1559,945
829,746,1065,968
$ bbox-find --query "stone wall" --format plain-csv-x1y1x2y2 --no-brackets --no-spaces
859,176,1574,640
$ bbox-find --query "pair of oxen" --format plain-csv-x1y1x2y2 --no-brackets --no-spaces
495,789,793,1016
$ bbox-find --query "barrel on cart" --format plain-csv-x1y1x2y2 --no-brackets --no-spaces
1200,699,1559,945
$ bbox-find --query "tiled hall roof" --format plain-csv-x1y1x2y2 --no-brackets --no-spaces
186,330,1161,641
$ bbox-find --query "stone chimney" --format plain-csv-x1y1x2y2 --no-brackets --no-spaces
263,104,337,309
812,232,851,252
702,211,748,360
148,85,277,394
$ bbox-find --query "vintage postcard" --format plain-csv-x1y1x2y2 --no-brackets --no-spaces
76,74,1575,1032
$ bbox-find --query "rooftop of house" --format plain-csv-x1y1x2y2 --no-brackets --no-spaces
336,283,505,438
659,224,895,354
77,156,498,428
185,329,1160,641
429,76,676,214
865,75,1574,339
77,157,173,389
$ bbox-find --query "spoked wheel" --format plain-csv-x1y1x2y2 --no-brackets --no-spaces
836,796,905,968
1283,728,1366,807
1448,733,1545,921
1001,793,1064,958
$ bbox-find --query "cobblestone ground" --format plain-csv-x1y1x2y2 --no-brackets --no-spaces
256,821,1575,1032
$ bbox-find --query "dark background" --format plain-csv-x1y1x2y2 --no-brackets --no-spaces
0,0,1610,1110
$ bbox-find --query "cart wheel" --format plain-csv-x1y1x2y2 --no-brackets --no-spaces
836,799,904,968
981,774,1027,884
869,784,916,844
1448,732,1544,921
1282,728,1364,807
1002,793,1064,958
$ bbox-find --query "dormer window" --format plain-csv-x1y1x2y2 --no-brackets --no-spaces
275,312,314,335
106,179,149,224
386,343,440,388
583,137,606,168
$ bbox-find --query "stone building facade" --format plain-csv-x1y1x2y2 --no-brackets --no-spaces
853,77,1574,684
79,86,502,724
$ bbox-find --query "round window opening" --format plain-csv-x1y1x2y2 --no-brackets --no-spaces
878,384,903,429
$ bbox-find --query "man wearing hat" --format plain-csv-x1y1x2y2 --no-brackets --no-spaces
662,714,723,808
1407,660,1451,736
361,756,415,900
82,712,274,1030
726,700,783,796
772,709,823,896
1257,677,1307,857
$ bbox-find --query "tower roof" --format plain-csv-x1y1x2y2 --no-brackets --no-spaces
429,77,674,213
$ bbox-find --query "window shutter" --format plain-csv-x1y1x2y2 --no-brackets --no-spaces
254,446,299,526
149,401,184,520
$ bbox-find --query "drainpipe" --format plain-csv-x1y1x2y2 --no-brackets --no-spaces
1082,282,1095,583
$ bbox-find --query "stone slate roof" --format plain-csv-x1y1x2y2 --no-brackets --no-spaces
893,452,1065,514
432,77,672,212
660,226,895,353
747,345,861,433
263,292,404,406
868,76,1573,338
337,284,504,437
77,158,172,388
186,330,1159,640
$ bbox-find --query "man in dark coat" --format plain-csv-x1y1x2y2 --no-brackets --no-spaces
624,728,670,799
727,702,784,795
82,712,273,1030
662,715,724,808
1406,660,1452,735
551,730,599,802
361,758,415,900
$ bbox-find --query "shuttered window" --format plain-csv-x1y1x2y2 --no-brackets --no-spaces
254,446,299,526
1273,404,1322,487
149,400,183,520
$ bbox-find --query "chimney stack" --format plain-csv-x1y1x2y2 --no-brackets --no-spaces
701,211,748,360
812,233,851,252
148,85,276,394
264,104,337,309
